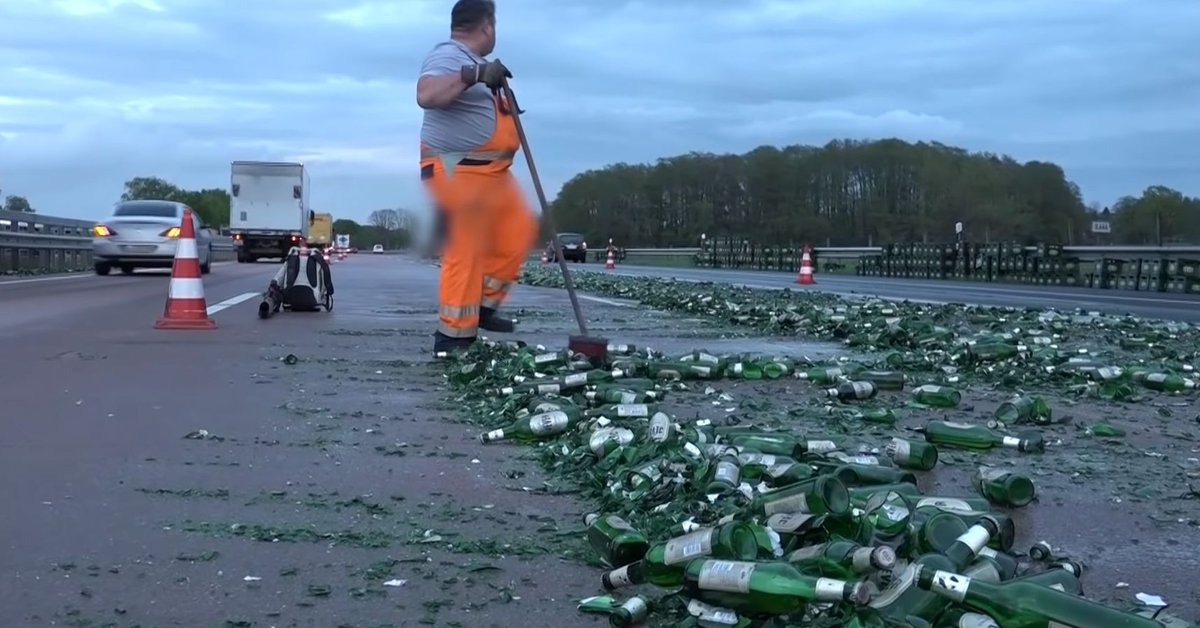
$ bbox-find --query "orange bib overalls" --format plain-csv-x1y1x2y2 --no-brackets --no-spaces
420,91,538,339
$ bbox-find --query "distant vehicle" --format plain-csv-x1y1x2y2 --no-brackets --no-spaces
228,161,310,263
372,244,384,254
309,212,333,249
334,233,351,254
547,232,587,263
92,200,214,276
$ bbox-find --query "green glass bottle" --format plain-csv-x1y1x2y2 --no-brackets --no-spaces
647,360,720,380
832,406,900,426
886,438,940,471
822,451,892,467
785,540,898,579
914,568,1162,627
726,360,764,380
910,512,968,555
1141,372,1197,392
681,559,871,615
972,466,1036,507
1006,560,1083,595
860,370,907,391
967,342,1024,362
829,463,917,488
993,395,1052,425
585,388,662,405
584,402,659,420
737,453,814,487
826,381,878,401
606,596,648,627
754,475,852,517
599,522,760,590
646,411,673,443
478,407,583,443
583,513,650,568
707,447,742,495
911,384,962,407
797,364,863,384
588,427,635,458
923,421,1044,453
728,433,841,458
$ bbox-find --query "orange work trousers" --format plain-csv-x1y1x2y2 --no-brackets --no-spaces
425,163,538,339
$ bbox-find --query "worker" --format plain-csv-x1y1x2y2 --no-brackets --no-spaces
416,0,538,355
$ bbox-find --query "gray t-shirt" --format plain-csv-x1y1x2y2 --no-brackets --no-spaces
418,40,497,154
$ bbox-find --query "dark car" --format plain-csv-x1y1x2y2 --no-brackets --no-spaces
547,232,587,263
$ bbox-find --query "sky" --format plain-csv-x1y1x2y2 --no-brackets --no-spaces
1,0,1198,228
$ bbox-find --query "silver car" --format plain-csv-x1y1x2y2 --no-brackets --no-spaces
92,200,214,275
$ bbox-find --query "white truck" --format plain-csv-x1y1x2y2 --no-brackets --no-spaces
229,161,312,263
335,233,350,253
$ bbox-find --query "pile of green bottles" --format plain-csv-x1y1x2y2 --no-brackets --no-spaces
518,266,1200,395
446,340,1190,627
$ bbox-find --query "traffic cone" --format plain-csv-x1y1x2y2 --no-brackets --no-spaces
605,247,616,270
155,208,216,329
795,244,815,285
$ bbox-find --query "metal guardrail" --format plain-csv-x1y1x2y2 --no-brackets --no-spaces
1,209,236,274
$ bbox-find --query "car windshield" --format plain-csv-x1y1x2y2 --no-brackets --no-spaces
558,233,584,244
113,202,179,218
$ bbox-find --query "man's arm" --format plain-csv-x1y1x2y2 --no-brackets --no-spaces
416,45,474,110
416,73,469,110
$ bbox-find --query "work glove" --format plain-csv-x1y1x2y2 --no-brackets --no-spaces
460,59,512,89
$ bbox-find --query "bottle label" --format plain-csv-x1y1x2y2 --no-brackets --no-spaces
835,453,880,465
713,461,739,485
868,563,916,609
529,411,570,435
614,403,649,417
605,515,634,532
605,564,634,588
663,528,715,565
850,547,876,573
535,383,561,395
766,512,816,534
955,525,993,554
764,462,793,478
927,569,969,603
531,402,561,413
533,353,558,364
852,381,873,397
617,391,637,404
691,364,712,376
807,440,839,454
738,453,777,466
731,363,744,375
940,421,974,429
482,429,505,442
696,560,754,594
648,413,671,442
686,599,739,626
763,492,809,516
1146,372,1166,383
563,372,588,387
915,497,974,513
959,612,1000,628
1000,436,1022,448
887,438,912,464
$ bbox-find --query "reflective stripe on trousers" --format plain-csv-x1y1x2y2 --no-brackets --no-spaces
438,304,479,338
481,274,513,309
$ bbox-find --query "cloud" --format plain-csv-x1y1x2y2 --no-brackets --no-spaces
1,0,1198,222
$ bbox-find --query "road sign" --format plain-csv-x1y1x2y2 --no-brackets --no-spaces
1091,221,1111,234
954,221,963,234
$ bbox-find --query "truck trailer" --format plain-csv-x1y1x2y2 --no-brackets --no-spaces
309,212,333,249
229,161,312,263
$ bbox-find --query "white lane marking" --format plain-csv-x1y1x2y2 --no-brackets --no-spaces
0,274,94,287
578,294,634,307
206,291,261,315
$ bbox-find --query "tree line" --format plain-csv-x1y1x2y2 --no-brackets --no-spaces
0,189,36,213
118,176,415,248
550,139,1200,247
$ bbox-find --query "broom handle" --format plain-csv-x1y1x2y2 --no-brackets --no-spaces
501,80,590,337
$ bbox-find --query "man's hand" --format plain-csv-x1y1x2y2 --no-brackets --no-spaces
460,59,512,89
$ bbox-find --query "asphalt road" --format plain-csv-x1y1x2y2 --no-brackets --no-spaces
1,256,1195,625
602,263,1200,322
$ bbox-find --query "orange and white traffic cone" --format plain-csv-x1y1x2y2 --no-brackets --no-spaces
795,244,815,285
155,208,216,329
605,247,616,270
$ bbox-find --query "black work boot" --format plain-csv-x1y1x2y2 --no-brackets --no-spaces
479,306,517,333
432,331,476,358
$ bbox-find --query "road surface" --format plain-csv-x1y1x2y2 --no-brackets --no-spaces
0,256,1194,625
602,263,1200,322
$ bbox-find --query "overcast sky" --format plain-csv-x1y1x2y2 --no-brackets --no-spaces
1,0,1197,225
